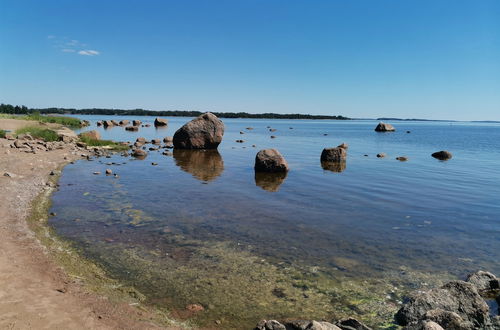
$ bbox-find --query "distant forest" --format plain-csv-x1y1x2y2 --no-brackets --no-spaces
0,103,349,120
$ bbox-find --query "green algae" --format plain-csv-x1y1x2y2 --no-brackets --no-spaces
25,167,189,329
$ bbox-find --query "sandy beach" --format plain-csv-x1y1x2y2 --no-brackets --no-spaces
0,119,171,330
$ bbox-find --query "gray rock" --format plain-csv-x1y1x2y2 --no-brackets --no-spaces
375,122,395,132
254,320,286,330
395,281,490,329
255,149,289,173
466,271,499,294
173,112,224,149
335,317,372,330
431,151,453,160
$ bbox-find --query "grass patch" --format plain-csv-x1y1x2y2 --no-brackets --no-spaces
0,129,6,138
16,126,59,142
79,135,129,151
24,113,82,128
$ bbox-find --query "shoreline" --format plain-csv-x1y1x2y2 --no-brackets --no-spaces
0,134,181,329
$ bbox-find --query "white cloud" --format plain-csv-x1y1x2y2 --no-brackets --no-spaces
78,50,100,56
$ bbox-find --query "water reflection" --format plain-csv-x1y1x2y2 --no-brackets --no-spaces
173,149,224,182
255,172,288,192
321,161,347,173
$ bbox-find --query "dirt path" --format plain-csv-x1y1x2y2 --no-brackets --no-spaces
0,128,173,329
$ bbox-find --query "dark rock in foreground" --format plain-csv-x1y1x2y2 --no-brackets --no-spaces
255,149,289,173
336,317,372,330
395,280,491,329
466,270,500,294
431,151,452,160
173,112,224,149
374,122,395,132
255,318,373,330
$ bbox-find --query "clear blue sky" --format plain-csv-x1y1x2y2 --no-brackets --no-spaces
1,1,499,120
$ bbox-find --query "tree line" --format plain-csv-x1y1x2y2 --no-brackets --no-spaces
0,103,350,120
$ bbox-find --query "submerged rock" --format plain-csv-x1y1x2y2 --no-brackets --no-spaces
431,151,452,161
374,122,395,132
154,117,168,127
125,126,139,131
173,112,224,149
255,149,289,173
395,280,490,329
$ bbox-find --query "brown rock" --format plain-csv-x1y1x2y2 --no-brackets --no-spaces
79,130,100,140
132,120,142,126
375,122,395,132
131,149,147,158
163,136,173,143
321,147,347,162
186,304,204,312
396,156,408,161
125,126,139,131
376,153,387,158
105,169,112,175
151,139,161,145
255,149,289,173
103,120,114,128
338,142,348,150
111,120,120,126
119,120,129,126
154,118,168,127
173,112,224,149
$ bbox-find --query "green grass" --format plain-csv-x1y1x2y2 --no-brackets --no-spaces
0,130,6,138
0,113,82,128
16,126,59,142
79,135,129,151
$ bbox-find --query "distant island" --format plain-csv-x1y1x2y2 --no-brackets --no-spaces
0,104,350,120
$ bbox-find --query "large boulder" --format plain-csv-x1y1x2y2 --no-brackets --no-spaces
79,130,100,140
374,122,395,132
173,113,224,149
321,145,347,162
255,149,289,173
395,281,490,329
154,117,168,127
431,151,453,161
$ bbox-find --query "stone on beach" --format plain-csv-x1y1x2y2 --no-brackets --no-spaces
173,112,224,149
395,280,490,329
154,117,168,127
374,122,395,132
431,150,452,160
255,149,289,173
79,130,101,140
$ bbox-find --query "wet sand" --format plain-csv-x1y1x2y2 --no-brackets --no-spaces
0,119,175,329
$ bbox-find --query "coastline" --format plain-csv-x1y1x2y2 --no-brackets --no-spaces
0,135,182,329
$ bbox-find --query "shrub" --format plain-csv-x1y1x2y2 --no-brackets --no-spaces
79,135,129,151
0,130,6,138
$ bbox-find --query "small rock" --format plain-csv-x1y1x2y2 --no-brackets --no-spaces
105,169,112,175
270,135,276,139
186,304,204,312
396,156,408,161
375,122,396,132
125,126,139,131
151,162,158,166
3,172,15,178
335,317,372,330
154,117,168,126
255,149,289,173
236,140,245,143
93,171,101,175
431,151,452,161
376,153,387,158
466,270,499,293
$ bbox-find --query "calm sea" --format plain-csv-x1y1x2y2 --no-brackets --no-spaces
49,115,500,328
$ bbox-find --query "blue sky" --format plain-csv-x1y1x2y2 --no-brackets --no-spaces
1,1,499,120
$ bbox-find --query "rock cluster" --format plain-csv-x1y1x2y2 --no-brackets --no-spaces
255,317,372,330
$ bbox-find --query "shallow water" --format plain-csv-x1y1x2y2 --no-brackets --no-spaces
49,116,500,328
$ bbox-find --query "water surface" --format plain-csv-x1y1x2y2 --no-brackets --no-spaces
50,116,500,328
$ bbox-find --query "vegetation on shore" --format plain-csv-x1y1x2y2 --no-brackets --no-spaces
0,111,82,128
16,126,59,142
78,135,129,151
0,103,350,120
0,129,6,138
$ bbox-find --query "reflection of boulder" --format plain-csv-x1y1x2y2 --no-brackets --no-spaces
173,149,224,181
255,172,287,192
321,161,346,173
